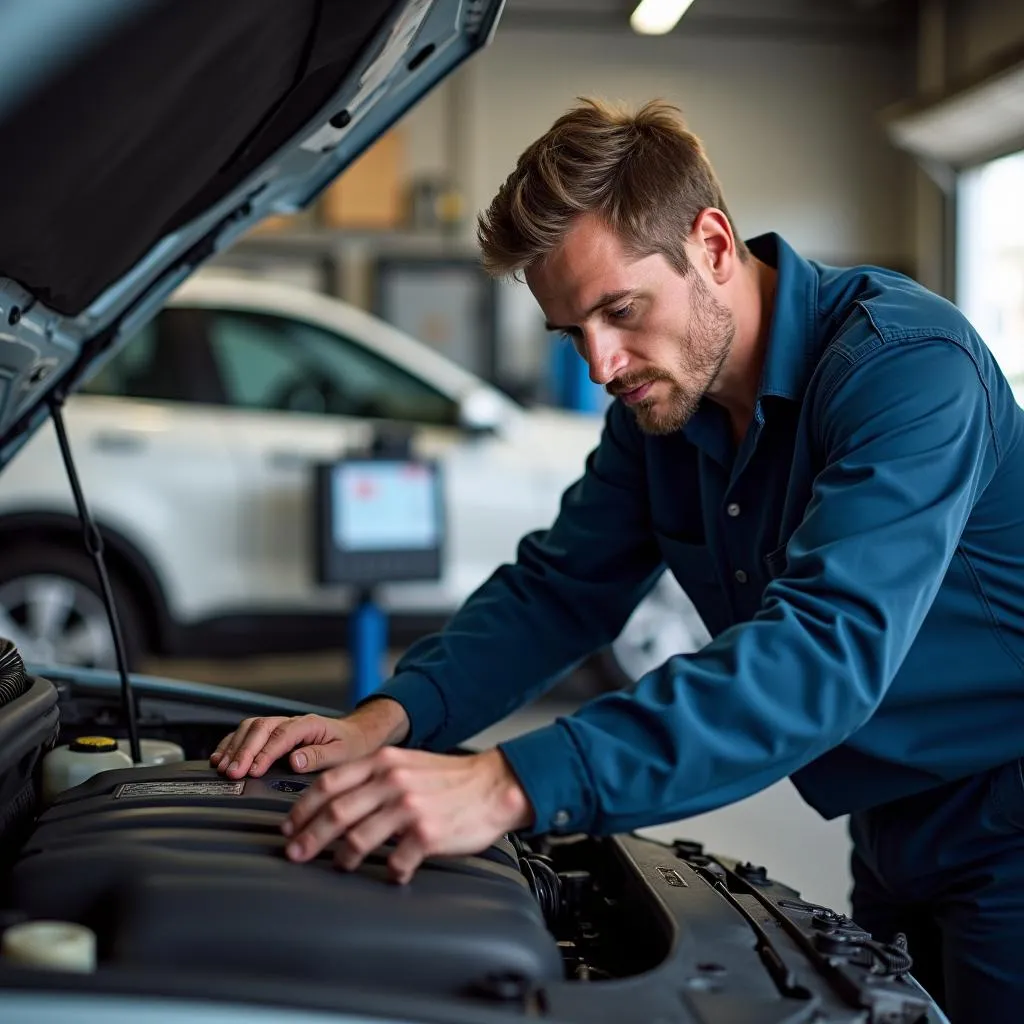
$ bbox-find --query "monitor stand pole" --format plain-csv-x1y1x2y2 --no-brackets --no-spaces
349,587,387,707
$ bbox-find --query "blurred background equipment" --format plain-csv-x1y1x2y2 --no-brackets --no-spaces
372,256,499,383
315,427,445,703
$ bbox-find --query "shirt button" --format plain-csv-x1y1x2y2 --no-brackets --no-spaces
552,809,571,828
734,569,748,584
726,503,741,518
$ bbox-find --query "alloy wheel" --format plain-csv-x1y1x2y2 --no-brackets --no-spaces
0,574,115,668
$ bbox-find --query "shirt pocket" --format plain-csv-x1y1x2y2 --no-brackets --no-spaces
655,533,732,638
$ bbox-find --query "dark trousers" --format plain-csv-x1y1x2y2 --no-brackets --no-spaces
849,760,1024,1023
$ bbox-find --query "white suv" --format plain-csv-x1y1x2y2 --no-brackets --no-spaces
0,274,703,681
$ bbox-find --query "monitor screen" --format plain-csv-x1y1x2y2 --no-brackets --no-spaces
332,460,441,552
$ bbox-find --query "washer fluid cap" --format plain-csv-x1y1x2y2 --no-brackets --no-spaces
70,736,118,753
2,921,97,972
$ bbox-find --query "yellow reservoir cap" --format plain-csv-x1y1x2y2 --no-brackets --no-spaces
69,736,118,753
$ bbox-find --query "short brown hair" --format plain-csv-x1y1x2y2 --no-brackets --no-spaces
477,98,746,280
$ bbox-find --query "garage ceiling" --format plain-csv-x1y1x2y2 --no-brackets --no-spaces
501,0,916,42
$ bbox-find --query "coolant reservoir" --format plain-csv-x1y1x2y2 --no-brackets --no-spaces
116,738,185,766
41,736,133,803
2,921,97,972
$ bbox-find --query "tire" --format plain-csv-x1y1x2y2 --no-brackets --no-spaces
0,543,144,671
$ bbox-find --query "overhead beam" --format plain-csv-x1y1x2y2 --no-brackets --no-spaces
884,45,1024,167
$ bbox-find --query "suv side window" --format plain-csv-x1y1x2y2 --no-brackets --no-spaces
205,310,459,427
80,320,160,398
80,308,225,405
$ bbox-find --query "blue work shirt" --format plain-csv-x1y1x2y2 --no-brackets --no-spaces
375,233,1024,836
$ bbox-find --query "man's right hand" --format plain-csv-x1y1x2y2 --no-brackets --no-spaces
210,699,411,780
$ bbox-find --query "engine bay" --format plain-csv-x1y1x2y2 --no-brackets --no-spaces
0,659,942,1023
10,760,563,998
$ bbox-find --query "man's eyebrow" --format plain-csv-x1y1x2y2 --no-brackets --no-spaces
544,289,633,333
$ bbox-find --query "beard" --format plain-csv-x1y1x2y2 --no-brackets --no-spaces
614,274,735,436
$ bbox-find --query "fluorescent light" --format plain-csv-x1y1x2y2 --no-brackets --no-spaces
630,0,696,36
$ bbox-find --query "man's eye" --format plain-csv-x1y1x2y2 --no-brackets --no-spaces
558,329,584,352
609,305,633,321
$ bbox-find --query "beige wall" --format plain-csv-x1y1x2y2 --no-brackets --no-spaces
401,25,916,271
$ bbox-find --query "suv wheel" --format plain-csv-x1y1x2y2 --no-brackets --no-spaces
0,544,143,670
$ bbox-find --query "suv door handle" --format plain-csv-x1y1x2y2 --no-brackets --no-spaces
92,431,147,453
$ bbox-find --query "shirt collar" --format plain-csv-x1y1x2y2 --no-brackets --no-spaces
746,232,821,403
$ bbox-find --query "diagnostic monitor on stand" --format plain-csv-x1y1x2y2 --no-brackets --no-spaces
315,449,444,705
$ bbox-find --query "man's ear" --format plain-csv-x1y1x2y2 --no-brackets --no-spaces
691,208,736,285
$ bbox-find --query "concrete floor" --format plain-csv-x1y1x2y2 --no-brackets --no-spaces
147,651,854,914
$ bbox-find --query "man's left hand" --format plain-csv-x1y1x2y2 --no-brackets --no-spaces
281,746,535,883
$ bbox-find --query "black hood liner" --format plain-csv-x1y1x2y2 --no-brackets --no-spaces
0,0,400,317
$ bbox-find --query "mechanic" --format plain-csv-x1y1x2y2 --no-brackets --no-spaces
213,99,1024,1019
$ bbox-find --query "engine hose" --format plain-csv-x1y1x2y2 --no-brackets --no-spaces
0,639,28,709
524,855,562,924
508,833,528,858
849,934,913,978
871,932,914,977
518,853,538,895
509,836,565,925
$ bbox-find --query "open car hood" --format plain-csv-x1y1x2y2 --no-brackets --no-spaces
0,0,504,470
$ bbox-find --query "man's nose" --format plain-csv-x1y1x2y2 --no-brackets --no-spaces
580,327,627,386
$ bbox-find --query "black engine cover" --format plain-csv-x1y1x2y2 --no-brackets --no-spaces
8,761,562,997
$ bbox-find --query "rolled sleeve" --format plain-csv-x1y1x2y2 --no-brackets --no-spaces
498,721,597,834
362,670,447,748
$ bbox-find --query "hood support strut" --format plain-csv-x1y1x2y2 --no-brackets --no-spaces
47,392,141,763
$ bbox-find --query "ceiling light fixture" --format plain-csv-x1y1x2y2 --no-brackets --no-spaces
630,0,696,36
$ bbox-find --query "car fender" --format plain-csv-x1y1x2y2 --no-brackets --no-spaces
0,509,176,654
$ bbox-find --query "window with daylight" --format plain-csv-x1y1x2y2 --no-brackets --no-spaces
957,150,1024,401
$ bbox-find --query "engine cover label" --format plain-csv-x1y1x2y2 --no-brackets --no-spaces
656,866,688,888
114,780,245,799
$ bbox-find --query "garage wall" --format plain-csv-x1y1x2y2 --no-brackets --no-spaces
405,26,916,272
